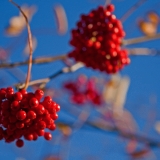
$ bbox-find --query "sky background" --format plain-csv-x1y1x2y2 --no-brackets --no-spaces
0,0,160,160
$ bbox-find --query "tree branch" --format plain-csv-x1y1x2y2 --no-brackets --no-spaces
0,54,67,69
122,33,160,46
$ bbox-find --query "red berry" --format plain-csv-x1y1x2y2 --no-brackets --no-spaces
35,89,44,100
37,129,44,136
16,139,24,147
106,4,115,12
29,98,39,108
24,134,33,141
37,121,46,129
16,110,26,121
14,92,23,101
27,110,36,120
11,101,20,111
35,104,45,115
44,132,52,140
48,123,56,131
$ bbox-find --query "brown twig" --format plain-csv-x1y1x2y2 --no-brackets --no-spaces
0,54,67,68
122,33,160,46
10,0,33,90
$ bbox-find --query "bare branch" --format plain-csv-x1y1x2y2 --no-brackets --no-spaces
122,33,160,46
15,62,84,89
0,54,67,68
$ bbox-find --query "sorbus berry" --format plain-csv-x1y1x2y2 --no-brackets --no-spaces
16,139,24,148
44,132,52,140
16,110,26,121
29,97,39,108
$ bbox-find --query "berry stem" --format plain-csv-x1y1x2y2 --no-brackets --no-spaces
15,62,84,89
0,54,67,69
120,0,147,23
10,0,33,90
122,33,160,46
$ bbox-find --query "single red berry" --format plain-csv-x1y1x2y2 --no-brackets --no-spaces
11,101,20,111
24,134,33,141
33,133,38,140
106,4,115,12
16,122,24,129
14,92,23,101
48,123,56,131
29,97,39,108
16,139,24,147
27,110,36,120
16,110,26,121
37,129,44,136
37,121,46,129
35,89,44,100
35,104,45,115
19,89,27,96
55,104,60,112
50,113,58,120
44,132,52,140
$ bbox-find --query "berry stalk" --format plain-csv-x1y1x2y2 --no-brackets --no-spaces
10,0,33,90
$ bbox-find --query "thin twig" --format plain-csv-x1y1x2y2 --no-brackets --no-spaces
10,0,33,90
120,0,147,23
15,62,84,89
0,54,67,68
122,33,160,46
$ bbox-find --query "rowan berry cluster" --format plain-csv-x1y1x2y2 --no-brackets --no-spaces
0,87,60,147
68,4,130,73
64,76,102,105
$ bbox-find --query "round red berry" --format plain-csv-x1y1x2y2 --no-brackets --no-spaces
16,139,24,147
16,110,26,121
44,132,52,140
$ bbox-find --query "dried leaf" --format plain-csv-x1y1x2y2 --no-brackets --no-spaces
5,5,36,36
53,4,68,34
57,123,72,136
139,20,157,36
148,12,159,25
138,11,159,36
103,75,130,113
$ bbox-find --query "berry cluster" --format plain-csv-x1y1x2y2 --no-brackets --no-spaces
68,4,130,74
0,87,60,147
64,75,102,105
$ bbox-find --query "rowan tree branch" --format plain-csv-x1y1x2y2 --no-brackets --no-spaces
122,33,160,46
0,54,67,68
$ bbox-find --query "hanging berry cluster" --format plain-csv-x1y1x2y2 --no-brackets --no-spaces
0,87,60,147
68,4,130,74
64,75,102,105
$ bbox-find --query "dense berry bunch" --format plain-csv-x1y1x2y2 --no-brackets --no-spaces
0,87,60,147
64,75,102,105
68,4,130,74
